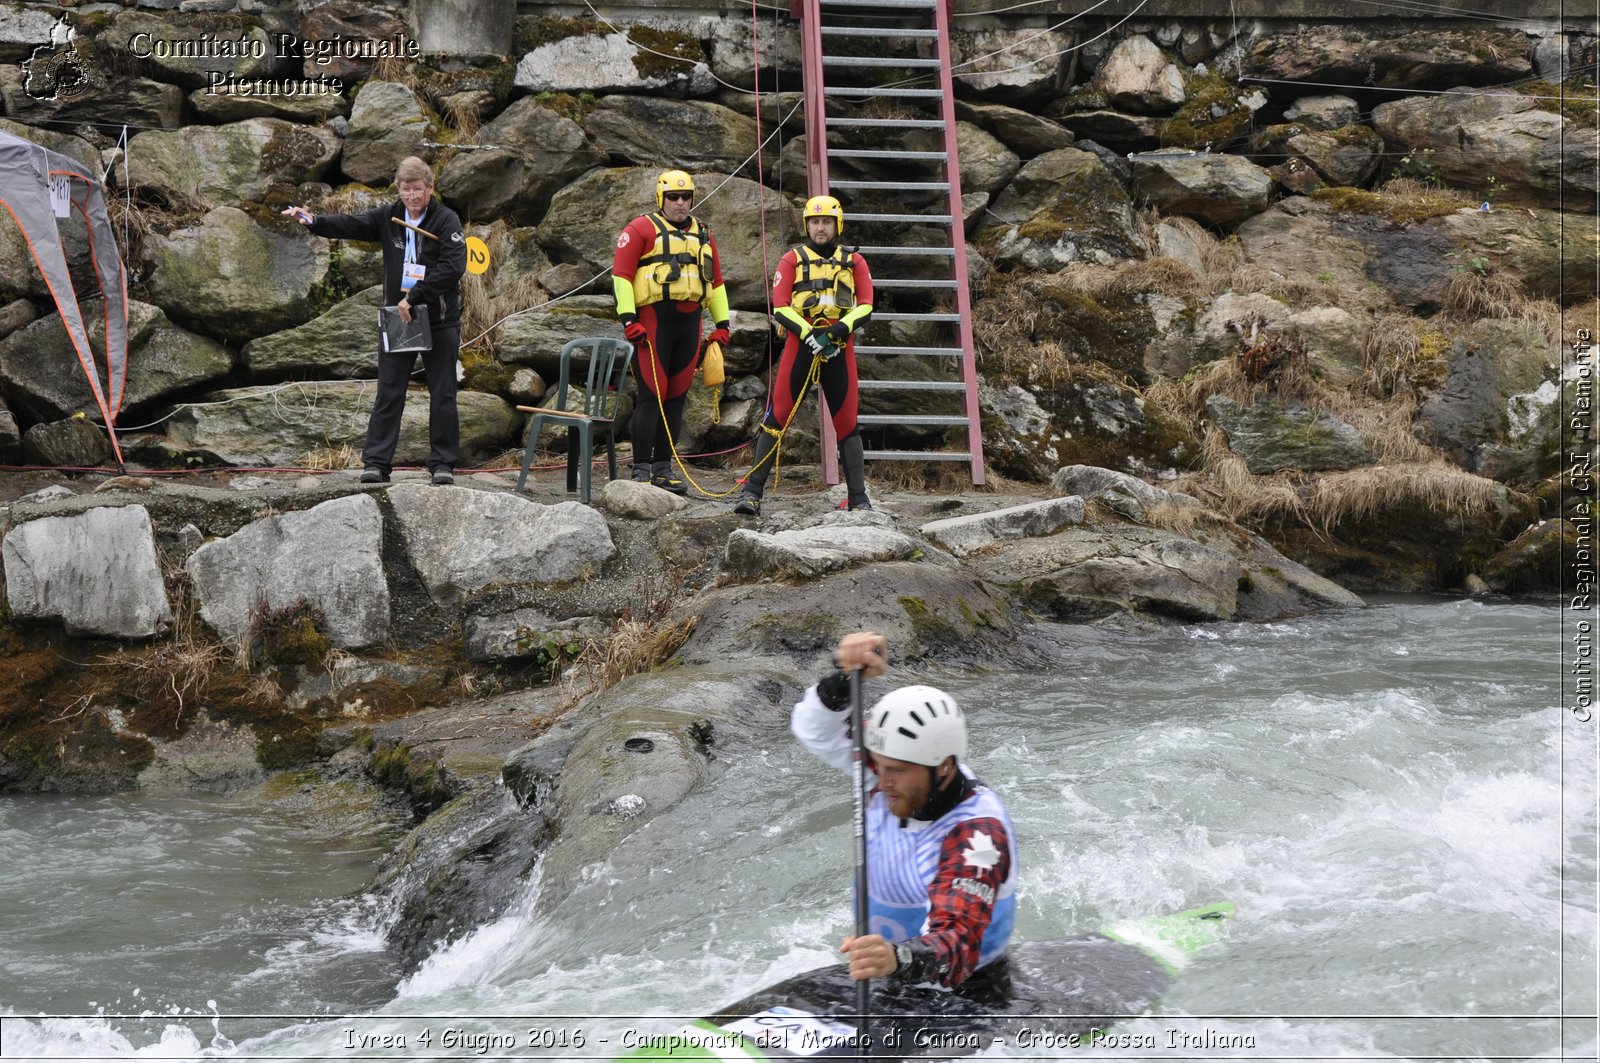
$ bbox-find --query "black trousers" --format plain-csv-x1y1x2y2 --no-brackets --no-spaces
363,323,461,473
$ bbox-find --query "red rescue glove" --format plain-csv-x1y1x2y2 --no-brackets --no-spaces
622,318,648,344
706,324,731,349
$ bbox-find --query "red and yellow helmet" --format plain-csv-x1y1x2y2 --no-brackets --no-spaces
656,169,695,209
804,194,844,234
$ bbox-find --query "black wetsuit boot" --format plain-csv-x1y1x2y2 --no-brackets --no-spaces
840,433,870,510
734,427,779,514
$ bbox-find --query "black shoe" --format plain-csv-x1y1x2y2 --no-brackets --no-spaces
360,467,388,484
849,499,873,511
430,468,454,485
732,491,761,516
632,465,653,483
651,472,688,495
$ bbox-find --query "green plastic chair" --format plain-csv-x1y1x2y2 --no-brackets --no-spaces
515,336,634,502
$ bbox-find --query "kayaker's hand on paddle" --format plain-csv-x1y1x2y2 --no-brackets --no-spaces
840,933,896,980
835,631,887,679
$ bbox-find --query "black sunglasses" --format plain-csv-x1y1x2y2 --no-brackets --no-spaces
663,191,693,202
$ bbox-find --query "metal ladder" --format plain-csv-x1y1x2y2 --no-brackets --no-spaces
795,0,985,486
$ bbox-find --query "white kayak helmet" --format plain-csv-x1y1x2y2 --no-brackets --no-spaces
864,685,967,767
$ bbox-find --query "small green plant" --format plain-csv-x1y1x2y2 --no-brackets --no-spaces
1393,147,1441,185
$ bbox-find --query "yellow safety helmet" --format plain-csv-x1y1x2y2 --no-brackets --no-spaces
656,169,695,209
804,194,844,234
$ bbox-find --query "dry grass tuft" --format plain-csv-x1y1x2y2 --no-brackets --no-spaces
1441,269,1558,339
1301,463,1509,535
870,458,992,493
460,224,550,356
562,616,698,708
300,442,362,470
1115,256,1205,299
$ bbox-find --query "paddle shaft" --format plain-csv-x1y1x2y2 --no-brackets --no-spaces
390,215,439,240
848,668,872,1055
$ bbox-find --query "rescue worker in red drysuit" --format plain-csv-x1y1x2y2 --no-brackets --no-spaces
733,195,874,516
611,169,731,494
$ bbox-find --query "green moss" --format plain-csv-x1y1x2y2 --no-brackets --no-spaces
532,92,599,124
899,596,961,646
460,346,518,396
515,16,603,53
307,243,354,318
1161,69,1253,149
627,26,702,80
1518,78,1598,129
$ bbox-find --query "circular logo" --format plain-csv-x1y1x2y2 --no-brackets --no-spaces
464,236,490,275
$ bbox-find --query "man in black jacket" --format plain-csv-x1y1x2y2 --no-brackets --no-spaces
282,156,466,484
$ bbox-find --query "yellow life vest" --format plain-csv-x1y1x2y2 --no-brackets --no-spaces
632,212,713,306
789,244,857,323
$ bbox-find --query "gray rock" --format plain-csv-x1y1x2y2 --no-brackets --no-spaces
413,0,512,56
601,477,690,519
127,118,339,211
582,96,758,174
983,147,1144,269
165,381,516,467
1204,394,1376,474
0,66,184,130
1283,94,1361,131
111,11,287,88
0,3,62,64
707,17,801,91
955,101,1076,158
1247,25,1531,88
241,286,384,380
0,405,17,463
1095,35,1186,114
1417,318,1558,472
920,497,1087,558
185,86,350,124
514,26,714,96
144,206,332,345
494,296,620,376
1130,153,1274,228
1188,292,1293,365
465,608,610,663
438,98,592,226
952,28,1071,102
136,713,263,793
386,484,617,608
541,168,798,311
0,298,233,421
295,1,412,82
1252,122,1383,191
4,504,172,638
722,518,922,582
956,121,1021,196
1051,465,1200,520
186,493,388,649
1373,89,1592,210
1290,307,1365,385
343,81,434,187
21,417,111,468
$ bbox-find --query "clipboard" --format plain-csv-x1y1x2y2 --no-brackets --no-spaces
379,304,431,353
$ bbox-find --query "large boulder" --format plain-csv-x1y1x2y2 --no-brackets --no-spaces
0,3,63,64
1250,122,1383,191
956,121,1021,197
1417,318,1559,474
384,484,617,608
1373,89,1595,211
342,81,436,187
540,167,797,310
580,96,758,173
1094,35,1186,114
3,505,172,639
1205,394,1376,474
920,497,1086,558
0,66,183,130
514,24,714,96
110,11,288,88
981,147,1144,269
955,101,1076,158
295,1,413,82
493,296,619,376
143,207,331,345
437,98,593,226
721,514,923,582
21,416,110,468
126,119,340,212
1246,26,1532,88
706,17,801,91
164,382,516,467
186,493,388,649
0,298,232,420
1130,153,1274,228
951,28,1071,102
240,286,384,381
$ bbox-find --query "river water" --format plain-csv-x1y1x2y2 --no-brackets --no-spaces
2,598,1594,1061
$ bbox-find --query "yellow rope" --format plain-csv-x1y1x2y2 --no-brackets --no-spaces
640,336,827,500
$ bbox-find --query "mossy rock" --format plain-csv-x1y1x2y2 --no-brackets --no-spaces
1160,69,1255,149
